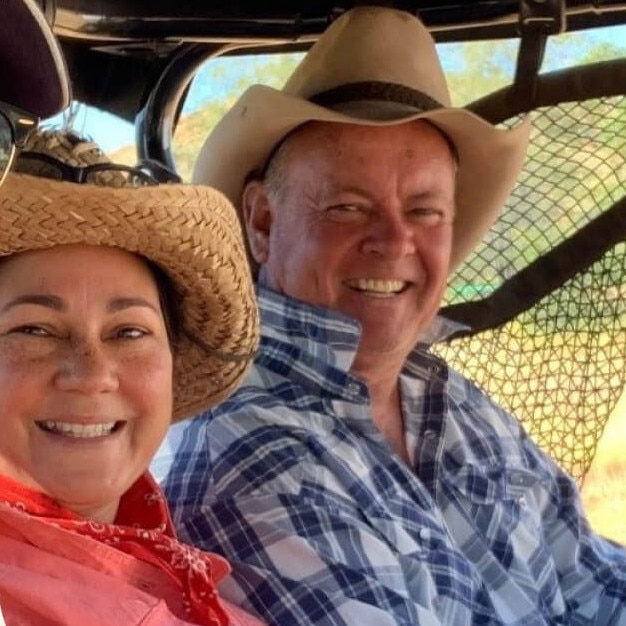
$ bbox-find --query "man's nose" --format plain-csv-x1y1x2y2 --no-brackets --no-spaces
361,215,417,259
54,340,118,393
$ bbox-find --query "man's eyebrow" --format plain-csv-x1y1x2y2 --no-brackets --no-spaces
407,190,454,204
1,294,65,313
326,186,451,202
107,297,160,314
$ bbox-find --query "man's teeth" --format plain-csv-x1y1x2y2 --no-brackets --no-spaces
38,421,118,438
347,279,406,294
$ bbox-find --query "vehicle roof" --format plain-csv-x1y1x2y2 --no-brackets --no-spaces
46,0,626,122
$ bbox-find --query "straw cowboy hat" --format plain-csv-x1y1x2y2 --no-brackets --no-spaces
0,0,70,117
0,130,259,421
193,6,531,272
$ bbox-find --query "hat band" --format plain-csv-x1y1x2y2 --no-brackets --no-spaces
309,81,443,112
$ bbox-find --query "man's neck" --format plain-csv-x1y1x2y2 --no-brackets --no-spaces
351,354,410,465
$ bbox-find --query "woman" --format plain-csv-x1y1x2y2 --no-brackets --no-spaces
0,130,263,626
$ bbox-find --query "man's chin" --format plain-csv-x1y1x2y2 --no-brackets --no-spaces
355,332,417,361
357,312,437,351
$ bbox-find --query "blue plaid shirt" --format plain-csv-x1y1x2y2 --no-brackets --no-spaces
159,287,626,626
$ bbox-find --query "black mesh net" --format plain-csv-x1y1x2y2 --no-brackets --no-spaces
435,94,626,482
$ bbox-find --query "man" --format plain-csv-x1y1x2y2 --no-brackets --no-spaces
0,0,70,184
161,7,626,625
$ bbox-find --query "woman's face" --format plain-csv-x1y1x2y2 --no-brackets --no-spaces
0,244,173,523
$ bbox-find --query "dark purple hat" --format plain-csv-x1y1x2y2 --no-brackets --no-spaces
0,0,70,118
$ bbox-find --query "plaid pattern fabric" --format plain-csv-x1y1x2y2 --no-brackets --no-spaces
159,287,626,626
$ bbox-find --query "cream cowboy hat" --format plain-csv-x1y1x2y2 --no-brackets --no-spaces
193,6,531,272
0,0,70,117
0,132,259,421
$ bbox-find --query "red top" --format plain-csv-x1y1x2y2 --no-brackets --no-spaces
0,473,266,626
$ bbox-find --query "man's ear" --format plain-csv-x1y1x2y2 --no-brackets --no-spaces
241,179,272,265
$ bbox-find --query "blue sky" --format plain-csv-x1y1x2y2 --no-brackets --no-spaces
48,24,626,155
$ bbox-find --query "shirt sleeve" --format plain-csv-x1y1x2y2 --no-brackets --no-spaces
520,429,626,622
177,490,450,626
443,377,626,625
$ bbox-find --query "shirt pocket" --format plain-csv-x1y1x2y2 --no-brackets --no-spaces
444,463,544,541
442,463,565,617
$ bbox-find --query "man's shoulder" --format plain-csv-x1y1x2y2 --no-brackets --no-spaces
168,379,328,460
402,351,534,462
161,389,325,502
438,366,561,479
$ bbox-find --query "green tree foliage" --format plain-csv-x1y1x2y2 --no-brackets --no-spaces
443,39,518,105
172,53,301,178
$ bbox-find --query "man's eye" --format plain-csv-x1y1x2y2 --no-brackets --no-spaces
407,208,445,222
325,205,367,222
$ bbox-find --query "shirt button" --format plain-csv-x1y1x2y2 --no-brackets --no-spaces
518,496,527,509
348,383,360,394
419,528,431,541
423,430,436,440
428,364,440,375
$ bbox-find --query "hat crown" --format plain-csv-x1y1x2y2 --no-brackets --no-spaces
283,7,451,108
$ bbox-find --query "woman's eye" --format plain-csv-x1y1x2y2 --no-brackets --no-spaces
115,326,149,340
11,325,52,337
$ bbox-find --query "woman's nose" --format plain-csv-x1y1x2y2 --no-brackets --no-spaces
54,340,118,393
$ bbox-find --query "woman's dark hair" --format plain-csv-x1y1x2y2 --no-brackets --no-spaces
144,258,182,346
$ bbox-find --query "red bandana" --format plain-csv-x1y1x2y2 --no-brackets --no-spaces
0,473,230,626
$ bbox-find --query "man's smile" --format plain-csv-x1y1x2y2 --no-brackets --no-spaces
344,278,410,297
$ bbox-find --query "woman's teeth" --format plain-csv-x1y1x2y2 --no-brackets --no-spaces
37,421,118,438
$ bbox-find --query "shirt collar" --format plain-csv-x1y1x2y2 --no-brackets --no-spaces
256,285,467,355
256,285,362,373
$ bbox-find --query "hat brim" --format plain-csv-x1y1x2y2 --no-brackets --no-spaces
0,0,70,117
0,173,259,421
193,84,531,271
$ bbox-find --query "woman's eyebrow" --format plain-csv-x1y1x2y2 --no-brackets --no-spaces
0,295,159,314
107,297,160,314
0,294,65,313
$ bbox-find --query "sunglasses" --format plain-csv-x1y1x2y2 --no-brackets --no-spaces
0,102,39,187
15,151,182,187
